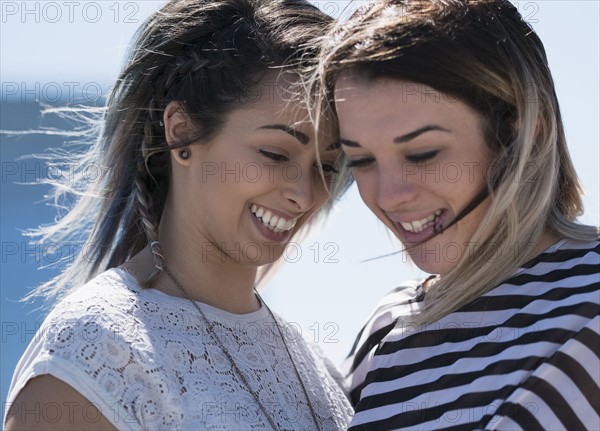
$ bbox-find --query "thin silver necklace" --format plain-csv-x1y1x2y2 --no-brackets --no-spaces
162,265,322,431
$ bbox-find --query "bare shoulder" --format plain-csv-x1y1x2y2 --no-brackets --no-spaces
5,374,116,431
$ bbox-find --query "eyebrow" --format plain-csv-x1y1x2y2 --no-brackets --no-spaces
257,124,309,145
325,141,341,151
339,124,451,148
394,125,451,144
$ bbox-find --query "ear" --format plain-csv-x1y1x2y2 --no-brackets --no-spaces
163,101,193,166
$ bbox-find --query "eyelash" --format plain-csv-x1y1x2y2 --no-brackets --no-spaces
346,157,373,169
259,149,289,162
260,150,339,174
318,162,339,174
406,150,439,163
346,150,439,169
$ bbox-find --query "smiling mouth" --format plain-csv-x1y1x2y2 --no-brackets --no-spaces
250,204,298,233
399,209,443,234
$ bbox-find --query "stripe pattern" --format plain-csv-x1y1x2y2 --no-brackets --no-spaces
345,239,600,430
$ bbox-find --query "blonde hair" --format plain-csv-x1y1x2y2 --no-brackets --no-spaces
311,0,599,324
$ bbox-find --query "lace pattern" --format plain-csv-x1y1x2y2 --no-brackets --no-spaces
8,269,353,430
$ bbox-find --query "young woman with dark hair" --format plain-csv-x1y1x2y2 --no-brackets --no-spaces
5,1,352,429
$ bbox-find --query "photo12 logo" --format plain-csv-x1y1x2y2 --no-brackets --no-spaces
1,81,108,104
1,2,142,24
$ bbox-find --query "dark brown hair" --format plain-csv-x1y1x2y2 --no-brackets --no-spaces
29,0,334,300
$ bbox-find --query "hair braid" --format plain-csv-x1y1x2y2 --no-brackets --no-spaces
165,51,214,91
135,154,165,288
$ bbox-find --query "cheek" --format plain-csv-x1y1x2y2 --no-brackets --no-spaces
354,172,380,212
467,143,494,185
312,182,332,210
438,151,490,200
464,196,492,232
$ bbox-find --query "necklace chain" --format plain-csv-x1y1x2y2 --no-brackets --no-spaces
162,266,322,431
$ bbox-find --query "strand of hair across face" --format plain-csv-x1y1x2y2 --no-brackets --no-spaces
360,188,489,263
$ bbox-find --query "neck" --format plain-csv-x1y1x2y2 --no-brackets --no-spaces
123,206,260,315
527,230,562,261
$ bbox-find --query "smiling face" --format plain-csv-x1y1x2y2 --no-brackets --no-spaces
169,73,339,266
335,76,494,275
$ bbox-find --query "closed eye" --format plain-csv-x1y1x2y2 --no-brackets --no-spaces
316,162,339,174
346,157,374,169
406,150,439,163
259,149,289,162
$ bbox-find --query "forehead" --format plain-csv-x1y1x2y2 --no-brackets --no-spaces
222,71,337,152
334,75,482,134
241,71,307,122
335,75,449,107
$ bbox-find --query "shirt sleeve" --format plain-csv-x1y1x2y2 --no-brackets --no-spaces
342,281,425,406
4,300,142,430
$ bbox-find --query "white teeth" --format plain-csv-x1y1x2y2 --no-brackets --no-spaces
401,210,442,233
262,210,272,224
250,204,298,233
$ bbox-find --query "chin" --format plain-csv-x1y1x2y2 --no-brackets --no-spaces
407,246,456,276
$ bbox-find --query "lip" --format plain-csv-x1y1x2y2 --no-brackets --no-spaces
249,204,297,243
391,209,448,245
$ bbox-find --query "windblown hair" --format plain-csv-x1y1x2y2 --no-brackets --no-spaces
312,0,599,324
27,0,334,301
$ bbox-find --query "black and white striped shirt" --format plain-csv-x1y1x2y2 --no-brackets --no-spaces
345,239,600,430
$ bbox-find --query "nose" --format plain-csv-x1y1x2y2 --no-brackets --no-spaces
375,162,418,211
281,165,317,212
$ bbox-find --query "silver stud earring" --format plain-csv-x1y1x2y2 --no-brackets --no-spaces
159,120,164,127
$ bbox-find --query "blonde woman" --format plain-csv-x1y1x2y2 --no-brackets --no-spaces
4,1,353,430
313,0,599,429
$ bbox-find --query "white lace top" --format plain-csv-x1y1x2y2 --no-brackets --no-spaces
6,269,353,430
